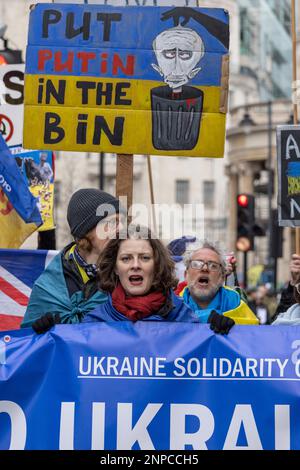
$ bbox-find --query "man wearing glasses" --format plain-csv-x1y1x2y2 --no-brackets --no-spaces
176,241,258,334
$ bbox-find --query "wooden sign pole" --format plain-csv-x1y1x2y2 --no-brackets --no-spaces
116,154,133,218
292,0,298,124
147,155,157,234
291,0,300,253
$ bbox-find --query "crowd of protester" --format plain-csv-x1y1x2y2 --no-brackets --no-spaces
20,188,300,335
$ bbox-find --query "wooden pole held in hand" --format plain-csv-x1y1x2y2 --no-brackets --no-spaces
291,0,300,253
116,154,133,217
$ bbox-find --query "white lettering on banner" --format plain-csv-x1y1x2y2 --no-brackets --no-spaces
60,402,106,450
0,401,296,450
170,404,214,450
117,403,162,450
78,354,300,381
0,401,26,450
59,402,74,450
92,403,105,450
0,175,11,192
223,405,263,450
172,357,289,378
79,355,292,378
275,405,291,450
79,356,167,377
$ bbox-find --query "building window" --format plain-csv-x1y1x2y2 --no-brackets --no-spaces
240,8,255,56
176,180,189,205
203,181,215,207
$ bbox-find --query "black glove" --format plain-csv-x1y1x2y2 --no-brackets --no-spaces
32,313,61,334
208,311,235,335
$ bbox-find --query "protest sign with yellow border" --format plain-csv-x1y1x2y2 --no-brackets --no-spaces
24,4,229,157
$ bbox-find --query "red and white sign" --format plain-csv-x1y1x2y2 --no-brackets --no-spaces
0,63,24,147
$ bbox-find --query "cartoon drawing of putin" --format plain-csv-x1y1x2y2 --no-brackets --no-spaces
151,25,205,151
151,7,229,151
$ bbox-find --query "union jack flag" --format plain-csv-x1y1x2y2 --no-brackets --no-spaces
0,249,58,331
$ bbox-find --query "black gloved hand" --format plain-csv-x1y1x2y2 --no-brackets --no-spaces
32,313,61,334
208,311,235,335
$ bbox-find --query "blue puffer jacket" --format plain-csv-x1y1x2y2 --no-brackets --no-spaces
83,290,199,323
21,249,107,328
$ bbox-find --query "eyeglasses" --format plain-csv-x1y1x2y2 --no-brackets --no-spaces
189,260,222,272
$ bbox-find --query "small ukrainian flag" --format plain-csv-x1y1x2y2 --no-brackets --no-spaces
287,162,300,196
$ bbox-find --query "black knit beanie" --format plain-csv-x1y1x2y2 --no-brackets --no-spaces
67,188,123,239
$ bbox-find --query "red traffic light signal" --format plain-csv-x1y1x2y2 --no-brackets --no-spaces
236,194,255,252
237,194,249,208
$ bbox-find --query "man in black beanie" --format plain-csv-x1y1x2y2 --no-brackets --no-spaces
21,188,124,333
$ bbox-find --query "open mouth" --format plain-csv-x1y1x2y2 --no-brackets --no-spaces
129,275,144,286
197,276,209,287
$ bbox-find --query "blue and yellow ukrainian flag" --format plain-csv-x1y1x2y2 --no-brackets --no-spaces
287,162,300,196
0,134,42,248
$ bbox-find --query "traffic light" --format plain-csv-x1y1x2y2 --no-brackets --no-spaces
236,193,255,252
0,48,22,65
0,38,22,65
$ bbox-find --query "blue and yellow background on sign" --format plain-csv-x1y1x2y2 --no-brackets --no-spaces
24,4,229,157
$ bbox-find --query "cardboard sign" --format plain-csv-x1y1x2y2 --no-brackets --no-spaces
0,64,24,147
24,4,229,157
277,125,300,226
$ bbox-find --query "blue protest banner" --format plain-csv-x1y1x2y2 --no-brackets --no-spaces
0,322,299,450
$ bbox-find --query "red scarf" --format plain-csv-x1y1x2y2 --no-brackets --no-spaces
111,283,166,321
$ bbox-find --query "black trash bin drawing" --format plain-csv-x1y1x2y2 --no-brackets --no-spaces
151,85,203,151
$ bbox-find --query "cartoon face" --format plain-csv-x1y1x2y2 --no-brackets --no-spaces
152,26,205,90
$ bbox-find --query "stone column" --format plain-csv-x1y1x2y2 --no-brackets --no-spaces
238,162,254,194
225,165,239,252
